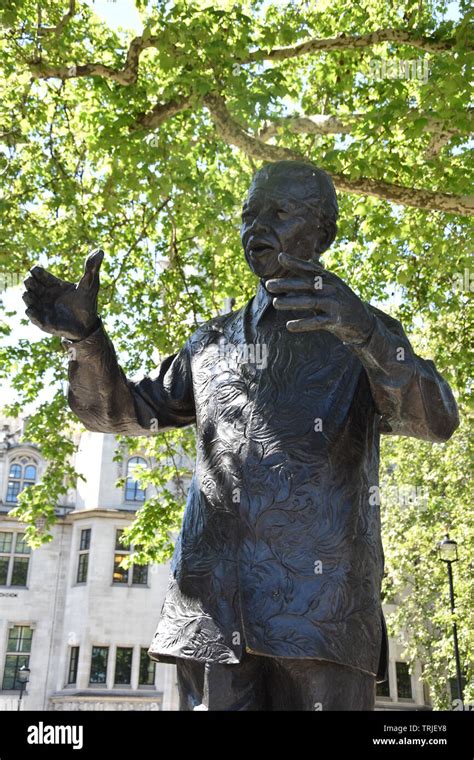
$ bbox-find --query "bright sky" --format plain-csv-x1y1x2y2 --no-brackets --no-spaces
84,0,461,30
84,0,142,32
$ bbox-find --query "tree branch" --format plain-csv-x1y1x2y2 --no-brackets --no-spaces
259,111,473,158
29,33,165,85
330,173,473,215
28,26,466,85
130,96,192,131
204,94,474,216
37,0,76,37
203,93,299,161
259,114,358,139
244,28,464,62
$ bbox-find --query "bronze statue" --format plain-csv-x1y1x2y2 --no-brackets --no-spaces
23,161,459,710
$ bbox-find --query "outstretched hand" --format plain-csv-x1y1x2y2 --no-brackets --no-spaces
23,249,104,341
266,252,375,344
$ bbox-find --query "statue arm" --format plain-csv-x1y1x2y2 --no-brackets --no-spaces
346,306,459,442
62,320,196,435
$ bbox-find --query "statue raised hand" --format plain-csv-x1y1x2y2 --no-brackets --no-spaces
23,249,103,341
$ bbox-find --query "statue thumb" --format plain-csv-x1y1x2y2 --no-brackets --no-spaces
78,249,104,290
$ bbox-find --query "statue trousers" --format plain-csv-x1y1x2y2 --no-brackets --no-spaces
176,651,375,711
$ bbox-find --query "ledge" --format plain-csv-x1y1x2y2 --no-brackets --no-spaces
49,689,163,701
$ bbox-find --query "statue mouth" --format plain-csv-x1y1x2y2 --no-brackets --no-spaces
247,239,278,258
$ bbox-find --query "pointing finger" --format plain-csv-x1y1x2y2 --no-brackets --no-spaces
286,315,333,333
273,295,318,311
278,251,325,275
266,277,316,294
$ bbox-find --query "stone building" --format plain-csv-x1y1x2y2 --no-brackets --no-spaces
0,417,430,711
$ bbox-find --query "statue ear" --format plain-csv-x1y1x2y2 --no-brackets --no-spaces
315,221,337,254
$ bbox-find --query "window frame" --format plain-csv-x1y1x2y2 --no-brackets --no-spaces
138,648,156,687
67,646,80,685
124,456,147,503
2,624,34,690
114,647,133,686
5,455,38,504
395,660,414,701
449,676,467,702
375,673,392,700
112,529,149,587
0,531,31,588
89,645,109,686
76,528,91,584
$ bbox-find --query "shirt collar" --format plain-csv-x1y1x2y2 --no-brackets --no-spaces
251,280,274,325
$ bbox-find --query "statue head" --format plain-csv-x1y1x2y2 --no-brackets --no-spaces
241,160,338,278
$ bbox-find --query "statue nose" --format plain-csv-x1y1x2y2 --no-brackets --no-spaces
252,218,271,235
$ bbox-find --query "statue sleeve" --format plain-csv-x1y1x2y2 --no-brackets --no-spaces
346,305,459,442
62,319,196,435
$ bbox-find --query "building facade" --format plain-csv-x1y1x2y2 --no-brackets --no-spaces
0,418,431,711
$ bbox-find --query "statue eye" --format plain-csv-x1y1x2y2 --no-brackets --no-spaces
277,208,291,218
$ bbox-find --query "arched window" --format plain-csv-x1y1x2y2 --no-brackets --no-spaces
6,456,38,504
124,457,147,502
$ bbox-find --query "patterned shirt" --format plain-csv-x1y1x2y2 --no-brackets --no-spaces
64,281,458,676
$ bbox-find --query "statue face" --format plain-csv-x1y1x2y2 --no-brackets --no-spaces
240,174,323,279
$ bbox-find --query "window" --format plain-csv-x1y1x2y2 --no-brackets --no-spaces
132,564,148,585
76,528,91,583
67,647,80,685
113,530,130,584
376,675,391,699
76,555,88,583
2,625,33,689
113,530,148,586
114,647,133,685
124,457,147,502
89,646,108,685
6,457,37,503
80,529,91,551
396,661,413,700
0,532,31,587
449,676,467,700
139,648,156,686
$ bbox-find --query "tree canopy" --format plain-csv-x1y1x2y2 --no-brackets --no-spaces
0,0,472,707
